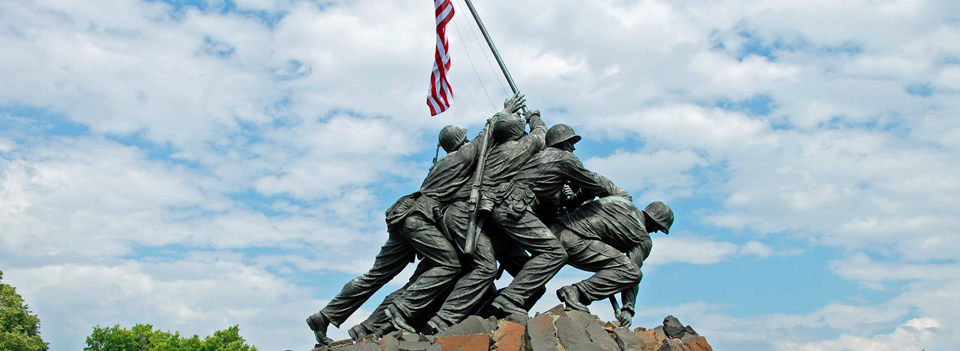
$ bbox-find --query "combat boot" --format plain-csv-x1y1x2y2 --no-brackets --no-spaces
306,312,335,346
348,324,371,341
426,316,451,334
490,295,528,317
385,305,417,333
557,286,589,312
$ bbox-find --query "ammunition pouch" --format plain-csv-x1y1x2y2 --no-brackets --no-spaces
499,183,538,221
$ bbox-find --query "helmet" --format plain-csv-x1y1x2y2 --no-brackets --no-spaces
545,124,581,148
642,201,674,234
439,125,468,153
493,113,526,142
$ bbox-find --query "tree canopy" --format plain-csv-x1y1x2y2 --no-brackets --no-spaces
84,323,258,351
0,270,49,351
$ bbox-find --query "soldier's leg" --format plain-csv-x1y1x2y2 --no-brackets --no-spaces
425,201,498,331
557,228,642,304
351,260,434,339
489,226,529,278
309,233,414,344
488,229,544,311
490,206,568,314
388,212,461,330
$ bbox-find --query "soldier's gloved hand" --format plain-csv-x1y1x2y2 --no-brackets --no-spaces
524,109,540,122
561,184,575,200
504,93,526,113
617,308,634,328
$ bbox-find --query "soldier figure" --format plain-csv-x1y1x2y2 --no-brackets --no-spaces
553,197,673,327
423,97,543,332
482,123,619,316
305,123,487,345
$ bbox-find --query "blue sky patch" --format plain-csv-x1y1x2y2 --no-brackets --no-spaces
821,41,863,56
0,105,91,142
199,37,236,57
147,0,286,27
227,189,316,217
715,94,776,116
647,244,904,317
905,83,933,97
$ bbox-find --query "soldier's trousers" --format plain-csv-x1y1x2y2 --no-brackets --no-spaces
424,201,523,325
490,204,568,308
556,227,645,302
320,212,460,327
357,260,437,334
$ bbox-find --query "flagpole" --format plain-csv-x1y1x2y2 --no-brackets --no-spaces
461,0,524,110
460,0,529,257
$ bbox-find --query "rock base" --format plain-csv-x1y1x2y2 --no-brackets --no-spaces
313,307,711,351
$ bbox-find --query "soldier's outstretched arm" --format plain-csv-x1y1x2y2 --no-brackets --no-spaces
456,122,492,164
503,93,526,114
595,173,631,201
517,109,546,154
525,109,547,138
561,156,618,201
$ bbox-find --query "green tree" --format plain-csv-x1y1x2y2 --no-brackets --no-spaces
0,270,49,351
85,323,257,351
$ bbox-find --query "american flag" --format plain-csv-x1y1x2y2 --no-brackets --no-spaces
427,0,455,116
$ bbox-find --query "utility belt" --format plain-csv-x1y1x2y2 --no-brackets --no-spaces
489,182,538,220
384,192,443,229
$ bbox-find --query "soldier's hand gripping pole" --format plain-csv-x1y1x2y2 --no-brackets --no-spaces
463,0,527,115
463,119,494,257
462,0,528,257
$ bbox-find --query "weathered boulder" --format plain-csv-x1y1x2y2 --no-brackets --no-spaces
435,334,489,351
436,316,496,337
662,316,685,339
658,338,689,351
398,341,432,351
555,316,600,351
379,331,401,351
491,320,526,351
634,329,664,351
679,335,712,351
526,312,560,351
502,313,530,326
611,327,640,351
358,333,382,344
565,311,619,351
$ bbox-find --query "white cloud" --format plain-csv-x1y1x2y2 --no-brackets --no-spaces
3,0,960,350
5,259,322,351
584,148,707,200
785,317,941,351
645,236,739,265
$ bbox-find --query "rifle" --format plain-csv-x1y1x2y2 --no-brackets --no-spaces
463,119,493,257
461,0,527,257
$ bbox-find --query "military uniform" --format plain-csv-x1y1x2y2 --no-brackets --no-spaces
488,146,619,311
315,128,488,330
427,113,547,326
552,195,651,314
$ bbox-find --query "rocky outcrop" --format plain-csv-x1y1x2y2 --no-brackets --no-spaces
313,308,712,351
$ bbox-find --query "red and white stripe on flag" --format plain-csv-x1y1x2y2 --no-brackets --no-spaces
427,0,455,116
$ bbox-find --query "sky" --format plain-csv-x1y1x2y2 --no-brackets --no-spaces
1,0,959,350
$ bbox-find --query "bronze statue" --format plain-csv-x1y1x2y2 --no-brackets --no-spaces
553,197,673,327
307,120,675,342
422,95,537,333
306,122,488,344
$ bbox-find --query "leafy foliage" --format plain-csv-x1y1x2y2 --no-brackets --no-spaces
0,270,49,351
84,323,258,351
